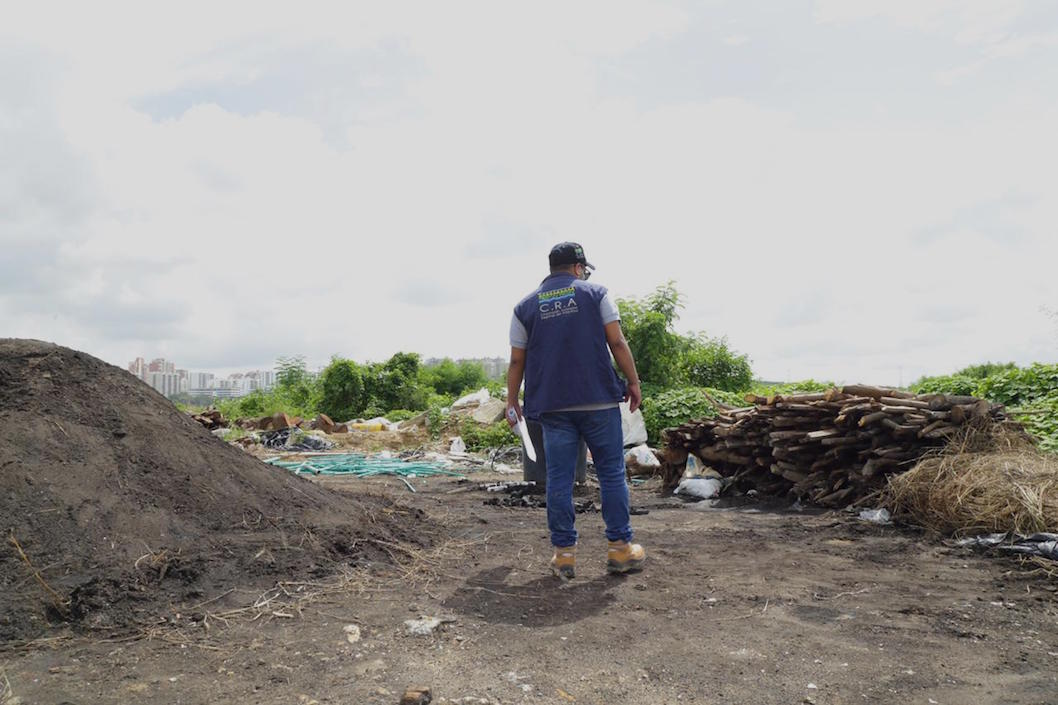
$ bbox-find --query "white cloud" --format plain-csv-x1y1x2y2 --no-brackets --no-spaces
1,1,1056,385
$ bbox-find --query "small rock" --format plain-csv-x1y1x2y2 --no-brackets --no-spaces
343,624,362,643
405,617,444,636
400,686,432,704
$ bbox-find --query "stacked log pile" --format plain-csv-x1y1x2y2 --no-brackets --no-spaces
661,385,1009,507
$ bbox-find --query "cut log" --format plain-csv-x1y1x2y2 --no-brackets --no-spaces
858,411,889,427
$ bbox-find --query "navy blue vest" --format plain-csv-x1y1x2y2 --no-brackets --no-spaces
514,273,627,419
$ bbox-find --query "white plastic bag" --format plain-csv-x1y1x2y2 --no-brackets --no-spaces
675,477,723,500
624,444,660,468
449,436,466,454
858,508,892,524
452,388,490,409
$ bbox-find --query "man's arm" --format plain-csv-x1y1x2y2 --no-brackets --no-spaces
604,321,642,413
506,346,526,426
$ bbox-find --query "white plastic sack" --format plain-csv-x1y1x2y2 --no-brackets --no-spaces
452,388,490,409
858,508,892,524
449,436,467,454
625,444,660,468
675,477,723,500
620,401,648,447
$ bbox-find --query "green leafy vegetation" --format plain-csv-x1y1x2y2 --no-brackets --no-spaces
911,362,1058,452
749,379,835,397
641,387,722,444
459,417,518,451
214,354,489,425
420,358,488,397
616,282,753,391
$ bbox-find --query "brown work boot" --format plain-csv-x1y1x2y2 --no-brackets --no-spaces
550,546,576,581
607,540,646,574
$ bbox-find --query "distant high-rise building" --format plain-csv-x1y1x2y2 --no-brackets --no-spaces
147,371,181,397
189,372,214,391
128,357,147,380
148,358,175,374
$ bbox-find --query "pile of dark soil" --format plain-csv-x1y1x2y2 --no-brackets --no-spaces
0,340,428,643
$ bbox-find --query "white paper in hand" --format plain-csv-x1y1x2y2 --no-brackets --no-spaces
507,408,537,462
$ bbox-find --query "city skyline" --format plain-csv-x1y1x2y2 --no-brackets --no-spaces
125,354,507,398
127,356,276,399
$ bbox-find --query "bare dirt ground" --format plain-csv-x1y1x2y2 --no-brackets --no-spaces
4,470,1057,705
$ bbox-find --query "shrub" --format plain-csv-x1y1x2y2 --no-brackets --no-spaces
459,417,518,451
750,379,834,397
681,336,753,392
641,387,722,444
1012,392,1058,454
975,363,1058,407
910,374,978,396
421,358,488,397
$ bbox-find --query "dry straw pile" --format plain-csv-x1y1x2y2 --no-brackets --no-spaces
885,425,1058,535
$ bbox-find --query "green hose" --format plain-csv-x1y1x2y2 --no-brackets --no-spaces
265,453,465,479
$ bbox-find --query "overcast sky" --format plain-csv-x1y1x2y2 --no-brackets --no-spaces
3,1,1057,385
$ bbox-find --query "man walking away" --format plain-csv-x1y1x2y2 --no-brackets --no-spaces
506,242,645,581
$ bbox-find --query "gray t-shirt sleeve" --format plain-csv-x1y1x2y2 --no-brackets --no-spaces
600,291,621,324
510,291,619,348
509,312,528,349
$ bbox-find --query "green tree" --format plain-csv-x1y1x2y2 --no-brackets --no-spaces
273,355,319,414
318,357,367,421
276,355,310,389
616,282,688,387
681,335,753,392
617,282,752,392
422,358,488,397
363,352,430,414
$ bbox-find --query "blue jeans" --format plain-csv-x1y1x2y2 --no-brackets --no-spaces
539,407,632,547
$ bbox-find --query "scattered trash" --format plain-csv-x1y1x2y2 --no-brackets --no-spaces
261,428,336,451
361,416,400,431
684,454,705,477
404,617,453,636
485,481,536,493
625,443,661,476
450,437,467,454
675,477,723,500
452,388,490,409
955,532,1058,561
343,624,361,643
858,508,892,524
488,446,522,467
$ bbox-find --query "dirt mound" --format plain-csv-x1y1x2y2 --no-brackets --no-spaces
0,339,426,643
